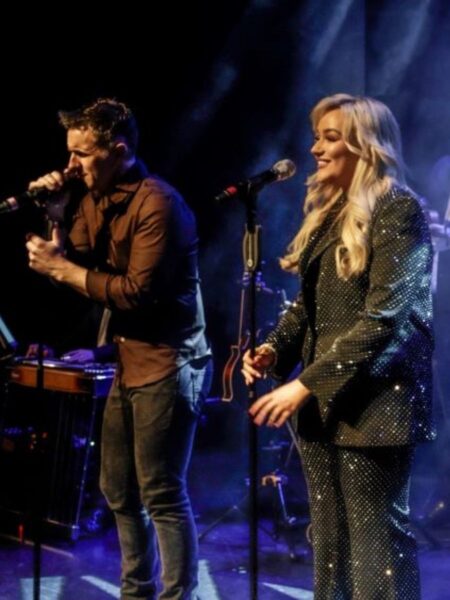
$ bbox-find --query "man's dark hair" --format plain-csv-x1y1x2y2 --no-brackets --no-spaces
58,98,139,154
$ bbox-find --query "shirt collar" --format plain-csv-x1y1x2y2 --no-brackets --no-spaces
103,159,150,204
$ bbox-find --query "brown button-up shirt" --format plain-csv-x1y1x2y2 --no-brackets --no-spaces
68,161,209,387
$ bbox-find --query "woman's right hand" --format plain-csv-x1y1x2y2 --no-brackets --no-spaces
241,345,276,386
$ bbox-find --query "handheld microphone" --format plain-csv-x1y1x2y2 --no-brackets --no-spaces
0,168,81,215
215,159,296,201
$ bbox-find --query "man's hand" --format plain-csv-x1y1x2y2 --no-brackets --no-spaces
61,349,96,363
26,225,88,294
25,343,55,359
26,226,65,277
249,379,311,428
28,170,66,193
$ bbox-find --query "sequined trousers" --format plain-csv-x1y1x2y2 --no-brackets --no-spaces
300,440,420,599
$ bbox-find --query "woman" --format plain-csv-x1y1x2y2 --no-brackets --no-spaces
242,94,434,599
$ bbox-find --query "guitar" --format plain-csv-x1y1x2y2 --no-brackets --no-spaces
221,272,273,402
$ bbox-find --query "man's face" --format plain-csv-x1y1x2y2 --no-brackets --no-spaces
66,126,122,195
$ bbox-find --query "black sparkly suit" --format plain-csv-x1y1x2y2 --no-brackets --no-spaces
266,188,435,599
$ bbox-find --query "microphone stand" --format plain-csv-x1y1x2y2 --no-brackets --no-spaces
6,190,70,600
241,185,261,600
217,163,295,598
33,341,44,600
31,215,59,600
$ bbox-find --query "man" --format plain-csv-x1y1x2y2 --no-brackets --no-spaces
26,98,212,600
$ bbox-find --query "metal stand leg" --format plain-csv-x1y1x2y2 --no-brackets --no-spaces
261,472,310,561
198,497,247,542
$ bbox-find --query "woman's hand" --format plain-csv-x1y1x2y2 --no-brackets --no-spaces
241,344,276,385
249,379,311,428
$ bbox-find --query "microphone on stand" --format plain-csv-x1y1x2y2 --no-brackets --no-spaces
0,168,81,215
214,158,297,201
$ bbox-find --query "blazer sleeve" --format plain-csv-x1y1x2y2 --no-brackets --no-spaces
264,290,308,380
298,193,433,424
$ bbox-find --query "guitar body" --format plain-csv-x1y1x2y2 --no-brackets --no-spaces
221,345,241,402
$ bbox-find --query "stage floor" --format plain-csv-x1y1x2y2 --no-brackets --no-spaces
0,438,449,600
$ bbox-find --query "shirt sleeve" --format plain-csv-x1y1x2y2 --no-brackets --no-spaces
85,192,172,310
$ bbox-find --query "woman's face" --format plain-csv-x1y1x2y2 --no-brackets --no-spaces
311,108,359,191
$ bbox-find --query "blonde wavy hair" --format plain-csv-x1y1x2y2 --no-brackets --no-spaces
280,94,406,279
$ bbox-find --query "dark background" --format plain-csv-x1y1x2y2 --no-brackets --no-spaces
1,1,450,365
1,0,450,518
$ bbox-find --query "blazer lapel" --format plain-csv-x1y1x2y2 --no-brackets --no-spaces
299,197,344,276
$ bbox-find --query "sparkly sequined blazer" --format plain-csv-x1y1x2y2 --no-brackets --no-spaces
267,187,435,446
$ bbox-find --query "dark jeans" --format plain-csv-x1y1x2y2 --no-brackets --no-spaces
100,358,212,600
